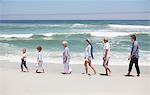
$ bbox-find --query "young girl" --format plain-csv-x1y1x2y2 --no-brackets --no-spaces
36,46,45,73
84,39,96,75
21,48,29,72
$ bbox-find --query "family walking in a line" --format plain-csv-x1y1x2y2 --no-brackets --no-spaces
20,34,140,77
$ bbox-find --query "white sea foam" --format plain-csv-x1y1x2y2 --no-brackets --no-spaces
0,31,149,39
42,33,56,37
71,24,88,28
70,23,98,28
0,34,34,38
108,24,150,29
42,32,87,37
89,31,150,37
89,32,129,37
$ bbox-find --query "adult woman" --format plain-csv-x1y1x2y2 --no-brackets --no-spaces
84,39,96,75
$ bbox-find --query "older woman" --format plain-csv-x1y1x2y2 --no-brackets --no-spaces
62,41,72,74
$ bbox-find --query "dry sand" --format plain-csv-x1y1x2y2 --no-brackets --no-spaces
0,61,150,95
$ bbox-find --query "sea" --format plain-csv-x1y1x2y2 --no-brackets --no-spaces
0,20,150,66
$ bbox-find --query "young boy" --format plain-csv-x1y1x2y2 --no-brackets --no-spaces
36,46,45,73
21,48,29,72
62,41,72,74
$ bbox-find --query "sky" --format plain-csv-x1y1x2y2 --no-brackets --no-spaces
0,0,150,20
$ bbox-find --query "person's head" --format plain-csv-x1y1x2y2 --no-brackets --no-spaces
130,34,136,43
36,46,42,52
103,37,108,43
85,39,91,46
22,48,26,53
62,41,68,48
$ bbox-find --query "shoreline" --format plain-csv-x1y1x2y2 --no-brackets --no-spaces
0,60,150,75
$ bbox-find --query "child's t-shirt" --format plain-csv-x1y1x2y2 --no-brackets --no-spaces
37,52,43,61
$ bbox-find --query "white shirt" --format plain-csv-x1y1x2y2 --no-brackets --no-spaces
84,44,91,59
22,53,27,61
63,47,70,62
103,42,110,58
37,52,43,61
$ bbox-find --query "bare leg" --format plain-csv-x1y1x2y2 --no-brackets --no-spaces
105,68,108,75
89,61,96,75
42,69,45,73
107,68,111,74
84,61,88,74
103,59,108,75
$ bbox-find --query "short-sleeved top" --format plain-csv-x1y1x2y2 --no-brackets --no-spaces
22,53,27,61
84,44,91,58
63,47,70,61
37,52,43,61
103,42,110,57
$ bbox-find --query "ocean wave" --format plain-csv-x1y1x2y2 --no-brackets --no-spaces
42,32,89,37
0,24,68,28
108,24,150,29
0,34,34,38
70,24,89,28
70,23,100,28
89,32,129,37
1,23,94,29
0,31,150,39
42,30,132,37
90,31,150,37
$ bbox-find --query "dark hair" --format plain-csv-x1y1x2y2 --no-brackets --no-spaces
36,46,42,52
104,39,108,43
86,39,94,59
86,39,91,45
130,34,136,41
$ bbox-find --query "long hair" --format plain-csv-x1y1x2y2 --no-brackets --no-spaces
86,39,94,59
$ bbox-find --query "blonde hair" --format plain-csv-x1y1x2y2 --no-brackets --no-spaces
22,48,26,53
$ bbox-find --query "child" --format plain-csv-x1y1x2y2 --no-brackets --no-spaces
62,41,72,74
21,48,29,72
36,46,45,73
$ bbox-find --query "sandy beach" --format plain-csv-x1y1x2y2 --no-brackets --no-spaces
0,61,150,95
1,0,150,94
